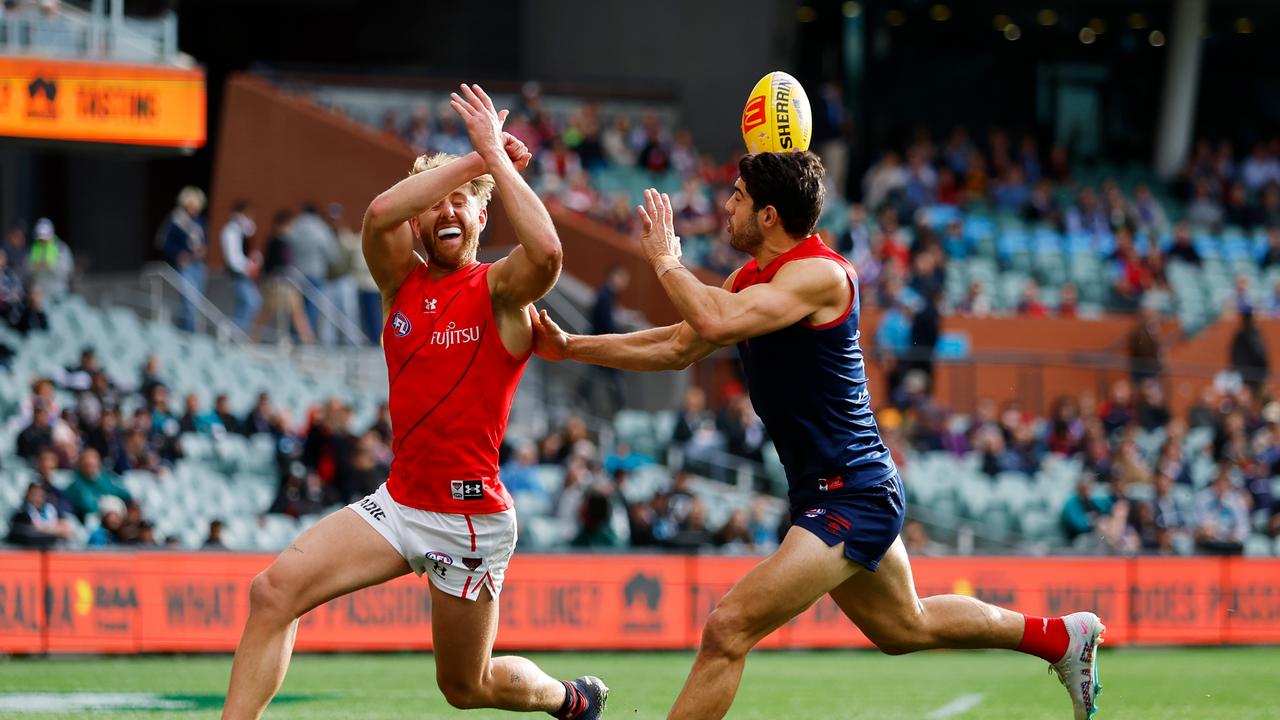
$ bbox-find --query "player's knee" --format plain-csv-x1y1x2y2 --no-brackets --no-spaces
247,570,298,622
699,608,754,660
437,677,487,709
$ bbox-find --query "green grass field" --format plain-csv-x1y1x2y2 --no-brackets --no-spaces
0,648,1276,719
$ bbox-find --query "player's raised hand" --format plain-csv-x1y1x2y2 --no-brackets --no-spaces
502,132,533,172
637,188,682,265
449,83,508,165
528,307,569,361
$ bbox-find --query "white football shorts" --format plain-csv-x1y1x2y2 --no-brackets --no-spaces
347,482,517,601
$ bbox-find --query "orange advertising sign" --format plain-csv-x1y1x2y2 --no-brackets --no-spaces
0,552,1278,654
0,57,205,148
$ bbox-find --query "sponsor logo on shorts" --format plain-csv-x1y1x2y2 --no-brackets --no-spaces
462,557,483,571
450,479,484,501
817,475,844,492
802,508,827,518
358,498,386,521
391,311,412,337
426,551,452,579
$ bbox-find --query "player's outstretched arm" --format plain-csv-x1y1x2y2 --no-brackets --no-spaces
637,188,846,345
361,149,489,299
530,308,718,372
451,83,562,309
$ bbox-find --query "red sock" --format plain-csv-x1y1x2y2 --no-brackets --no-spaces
1016,615,1069,663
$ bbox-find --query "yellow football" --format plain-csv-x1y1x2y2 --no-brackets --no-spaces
740,71,813,154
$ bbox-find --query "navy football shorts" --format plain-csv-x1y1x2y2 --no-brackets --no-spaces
790,471,906,572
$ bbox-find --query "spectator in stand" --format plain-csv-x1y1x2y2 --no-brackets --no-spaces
179,393,222,434
115,428,163,475
1267,279,1280,319
220,200,262,333
1132,184,1170,237
1185,179,1224,231
903,519,947,556
87,495,127,546
3,224,27,279
579,266,629,415
991,166,1030,213
1165,222,1202,266
254,209,314,344
500,441,543,496
863,150,907,211
1067,187,1108,237
30,447,74,516
271,463,330,518
560,172,599,214
0,250,22,319
1061,474,1113,542
908,289,940,392
1110,228,1152,310
1150,471,1189,550
244,392,274,436
954,279,992,317
16,401,55,460
204,519,228,549
1229,307,1269,393
1223,182,1256,229
1258,184,1280,228
601,114,635,167
670,385,718,468
403,104,432,154
1128,304,1164,382
159,187,208,332
7,482,75,547
1056,283,1079,318
10,284,49,335
669,495,713,548
212,394,239,434
1193,468,1250,555
65,447,131,520
712,508,753,552
722,395,768,466
287,203,338,340
1241,143,1280,191
1261,226,1280,269
1017,278,1048,317
26,217,73,297
321,203,362,345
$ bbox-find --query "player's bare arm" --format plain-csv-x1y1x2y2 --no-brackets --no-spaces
448,84,561,310
637,188,848,346
530,309,718,371
362,147,490,303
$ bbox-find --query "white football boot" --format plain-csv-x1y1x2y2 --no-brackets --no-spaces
1050,611,1107,719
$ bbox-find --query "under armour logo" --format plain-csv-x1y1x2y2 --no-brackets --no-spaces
424,297,438,313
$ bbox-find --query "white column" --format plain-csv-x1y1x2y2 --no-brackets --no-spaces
1154,0,1209,179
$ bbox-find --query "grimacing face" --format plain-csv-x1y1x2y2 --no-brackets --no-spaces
724,179,764,254
411,187,487,270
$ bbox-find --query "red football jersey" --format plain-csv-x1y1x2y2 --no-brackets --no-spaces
382,262,527,513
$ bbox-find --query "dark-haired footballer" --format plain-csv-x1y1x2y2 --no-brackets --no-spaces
531,151,1104,720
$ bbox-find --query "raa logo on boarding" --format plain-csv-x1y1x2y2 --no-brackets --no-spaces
26,76,57,120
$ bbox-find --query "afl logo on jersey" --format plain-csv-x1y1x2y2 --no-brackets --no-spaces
391,311,412,337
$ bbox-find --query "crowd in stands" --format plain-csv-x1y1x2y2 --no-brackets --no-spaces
3,345,398,548
880,366,1280,556
156,186,379,346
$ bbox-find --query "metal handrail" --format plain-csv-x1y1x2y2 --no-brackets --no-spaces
139,262,249,346
281,268,368,347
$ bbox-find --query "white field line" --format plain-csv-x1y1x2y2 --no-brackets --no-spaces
925,692,985,719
